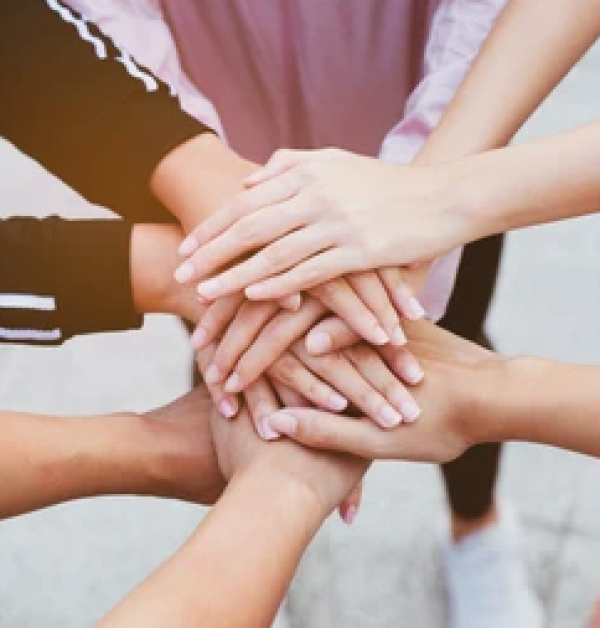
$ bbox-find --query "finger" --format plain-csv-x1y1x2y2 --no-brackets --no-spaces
176,201,307,288
245,248,361,301
379,344,425,390
244,376,282,440
243,148,311,187
378,267,427,320
177,169,299,257
197,224,332,301
292,341,403,428
278,293,302,311
264,409,394,458
268,352,348,414
310,278,390,347
209,300,279,388
349,272,406,346
230,297,325,392
344,344,421,424
191,292,244,350
195,344,240,420
269,379,311,409
305,316,360,355
338,480,363,525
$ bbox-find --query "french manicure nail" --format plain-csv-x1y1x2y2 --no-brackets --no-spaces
265,412,297,436
390,325,407,346
219,399,237,419
405,297,426,320
306,331,332,354
174,262,195,284
191,326,208,349
178,235,199,256
204,364,221,384
343,505,358,526
328,393,348,412
401,400,421,422
380,404,402,428
404,363,425,385
371,326,390,346
224,372,242,393
198,278,222,300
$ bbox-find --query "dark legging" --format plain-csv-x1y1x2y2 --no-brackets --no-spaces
438,235,504,520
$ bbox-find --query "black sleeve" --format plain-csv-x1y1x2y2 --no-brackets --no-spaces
0,0,213,224
0,217,141,345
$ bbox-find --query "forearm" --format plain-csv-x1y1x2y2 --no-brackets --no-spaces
476,356,600,458
150,133,258,233
445,120,600,241
415,0,600,164
0,411,161,519
98,456,326,628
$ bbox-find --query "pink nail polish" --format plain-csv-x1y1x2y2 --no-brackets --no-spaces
328,393,348,412
390,325,407,346
404,363,425,385
265,412,297,436
219,399,237,419
371,326,390,346
343,505,358,525
306,331,332,355
405,297,426,320
191,326,208,349
259,420,281,441
245,283,266,299
174,262,195,284
401,400,421,422
224,372,242,393
198,278,222,300
204,364,221,384
379,404,402,428
178,235,199,256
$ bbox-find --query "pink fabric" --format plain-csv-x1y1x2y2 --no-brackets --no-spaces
68,0,506,321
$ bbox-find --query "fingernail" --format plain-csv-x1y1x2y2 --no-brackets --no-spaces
281,293,302,311
379,404,403,428
174,261,195,284
190,326,208,349
328,393,348,412
243,171,262,186
390,325,407,346
266,412,297,436
371,326,389,346
401,400,421,422
306,331,332,355
343,505,358,526
259,419,281,441
204,364,222,384
245,283,266,299
405,297,426,320
404,363,425,385
219,399,237,419
198,278,222,300
178,235,199,256
224,372,242,393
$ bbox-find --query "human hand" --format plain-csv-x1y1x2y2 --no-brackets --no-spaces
141,385,225,505
261,319,503,463
196,296,424,428
175,148,463,301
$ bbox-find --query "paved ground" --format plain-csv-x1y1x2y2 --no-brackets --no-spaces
2,40,600,628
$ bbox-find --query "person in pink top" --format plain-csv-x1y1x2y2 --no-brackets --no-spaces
63,1,539,626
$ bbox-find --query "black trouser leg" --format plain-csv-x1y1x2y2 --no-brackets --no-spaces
439,235,504,520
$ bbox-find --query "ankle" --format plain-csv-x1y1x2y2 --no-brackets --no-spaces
451,503,499,543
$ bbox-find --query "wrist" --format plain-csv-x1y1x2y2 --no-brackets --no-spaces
150,133,257,233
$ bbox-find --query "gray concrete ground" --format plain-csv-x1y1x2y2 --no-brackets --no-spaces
2,40,600,628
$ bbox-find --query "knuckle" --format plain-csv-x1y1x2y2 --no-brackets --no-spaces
270,355,298,386
263,241,287,266
301,415,334,448
233,216,262,245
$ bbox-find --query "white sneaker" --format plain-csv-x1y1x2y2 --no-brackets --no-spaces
442,507,544,628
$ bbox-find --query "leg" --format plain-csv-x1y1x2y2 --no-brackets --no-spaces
438,236,542,628
438,235,504,539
